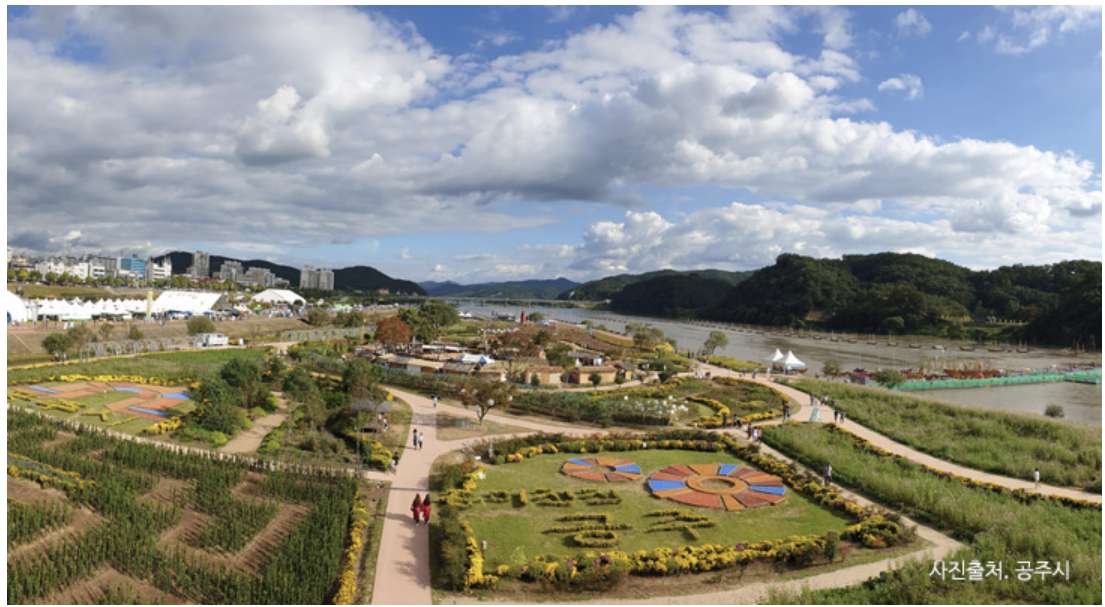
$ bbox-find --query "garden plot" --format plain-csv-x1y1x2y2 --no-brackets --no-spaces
465,449,850,566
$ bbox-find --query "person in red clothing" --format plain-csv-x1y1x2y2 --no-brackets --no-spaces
411,494,422,524
420,494,432,526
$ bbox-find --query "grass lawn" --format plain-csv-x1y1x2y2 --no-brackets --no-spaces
70,390,137,407
467,449,852,568
144,348,267,363
435,413,536,442
11,398,157,435
783,378,1102,488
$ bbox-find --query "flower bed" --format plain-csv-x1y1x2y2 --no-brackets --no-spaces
560,457,641,482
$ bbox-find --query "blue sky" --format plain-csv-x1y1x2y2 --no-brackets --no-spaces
6,5,1102,284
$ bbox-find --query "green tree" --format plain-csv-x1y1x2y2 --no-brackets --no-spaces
220,358,268,409
342,358,382,404
42,332,73,356
306,307,330,327
626,322,665,350
944,322,966,340
589,372,602,388
703,330,729,355
127,325,144,341
872,369,906,389
822,358,843,377
186,316,216,335
545,343,573,368
192,377,245,435
533,329,553,347
98,322,115,342
420,299,460,335
458,377,517,424
528,311,545,323
67,324,96,351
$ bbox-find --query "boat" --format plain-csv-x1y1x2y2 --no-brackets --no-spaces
959,346,975,352
933,345,946,351
908,343,922,349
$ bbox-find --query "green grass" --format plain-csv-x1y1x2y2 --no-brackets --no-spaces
70,390,137,407
8,356,217,386
9,395,157,435
783,378,1101,488
762,423,1101,605
467,449,851,568
8,282,122,300
144,349,266,364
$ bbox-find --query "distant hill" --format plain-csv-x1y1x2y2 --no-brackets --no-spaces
422,278,579,300
609,273,734,318
560,269,752,301
155,252,425,294
705,252,1101,347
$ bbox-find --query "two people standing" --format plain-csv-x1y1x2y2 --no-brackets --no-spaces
411,493,432,525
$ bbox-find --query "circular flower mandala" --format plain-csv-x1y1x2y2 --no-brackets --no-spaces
647,464,786,510
561,457,642,482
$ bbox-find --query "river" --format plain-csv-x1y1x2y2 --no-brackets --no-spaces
460,304,1103,427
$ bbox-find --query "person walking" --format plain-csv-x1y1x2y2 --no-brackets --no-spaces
432,395,438,408
420,494,432,526
391,455,398,474
411,494,423,525
1034,468,1040,490
418,433,424,451
823,463,833,486
413,429,419,448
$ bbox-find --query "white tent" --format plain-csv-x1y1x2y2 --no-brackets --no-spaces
152,291,228,315
770,348,785,362
455,353,493,364
782,351,806,368
251,289,306,306
6,290,29,323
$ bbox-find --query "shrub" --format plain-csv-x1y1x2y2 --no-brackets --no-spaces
1044,404,1065,418
187,315,216,336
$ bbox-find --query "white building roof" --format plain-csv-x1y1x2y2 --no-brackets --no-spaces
251,289,306,306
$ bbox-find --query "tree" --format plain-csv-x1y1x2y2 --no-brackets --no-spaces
192,377,246,435
98,322,115,342
944,322,966,340
626,322,665,350
872,369,906,389
307,307,330,327
458,377,517,424
375,316,411,348
343,358,382,403
822,358,842,377
545,343,573,368
221,358,268,409
420,299,460,333
703,330,729,355
127,325,144,341
42,332,73,356
528,311,545,323
187,315,216,335
67,324,96,351
533,329,553,347
589,372,602,388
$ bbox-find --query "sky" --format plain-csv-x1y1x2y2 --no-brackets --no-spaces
5,5,1102,285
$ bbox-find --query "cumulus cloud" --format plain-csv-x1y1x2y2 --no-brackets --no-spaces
5,5,1099,281
877,74,924,100
894,9,932,38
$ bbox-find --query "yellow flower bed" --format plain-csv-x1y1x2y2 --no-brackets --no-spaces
143,417,184,435
7,453,95,495
82,410,112,422
463,536,499,590
332,488,372,605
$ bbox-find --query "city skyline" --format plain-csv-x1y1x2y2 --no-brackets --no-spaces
7,5,1102,284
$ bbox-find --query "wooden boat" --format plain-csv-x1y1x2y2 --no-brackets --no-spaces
908,343,922,349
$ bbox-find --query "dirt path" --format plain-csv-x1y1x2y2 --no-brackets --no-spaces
218,392,290,455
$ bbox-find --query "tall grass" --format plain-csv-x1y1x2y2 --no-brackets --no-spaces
763,423,1101,604
785,378,1101,488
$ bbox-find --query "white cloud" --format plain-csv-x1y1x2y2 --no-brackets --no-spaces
894,9,932,38
5,5,1099,278
877,74,924,100
984,6,1101,54
957,30,971,42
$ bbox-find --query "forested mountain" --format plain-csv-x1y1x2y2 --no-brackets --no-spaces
704,252,1101,347
609,273,734,318
421,278,579,299
560,269,752,301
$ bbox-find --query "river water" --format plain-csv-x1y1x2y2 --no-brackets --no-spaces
461,304,1102,426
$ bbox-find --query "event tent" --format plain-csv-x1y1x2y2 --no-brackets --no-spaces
6,290,29,323
151,291,230,315
251,289,305,306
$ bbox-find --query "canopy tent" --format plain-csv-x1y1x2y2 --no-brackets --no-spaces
781,351,806,368
455,353,493,365
770,348,785,362
6,290,29,323
151,291,229,315
251,289,305,306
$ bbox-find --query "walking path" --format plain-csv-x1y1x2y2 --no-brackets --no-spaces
217,392,290,455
